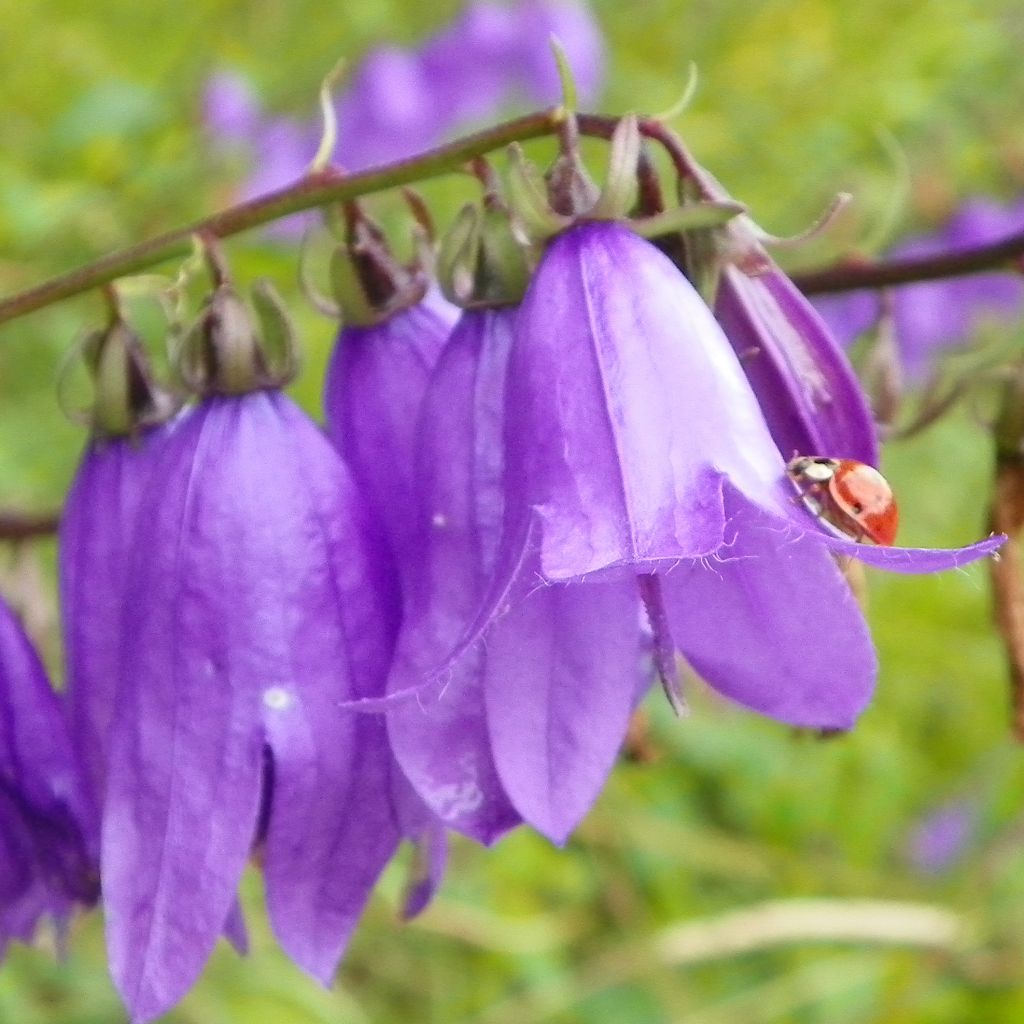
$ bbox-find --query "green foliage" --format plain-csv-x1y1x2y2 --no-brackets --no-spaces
3,0,1024,1020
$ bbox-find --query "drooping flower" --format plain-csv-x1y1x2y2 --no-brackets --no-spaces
715,252,880,467
324,287,458,563
0,595,98,957
386,308,524,843
810,197,1024,379
400,220,1001,844
99,283,442,1022
59,311,179,804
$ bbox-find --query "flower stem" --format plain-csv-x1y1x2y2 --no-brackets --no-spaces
4,104,1024,326
0,109,564,327
0,510,61,540
794,235,1024,293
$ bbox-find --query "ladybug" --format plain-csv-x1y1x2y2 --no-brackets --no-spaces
785,455,899,546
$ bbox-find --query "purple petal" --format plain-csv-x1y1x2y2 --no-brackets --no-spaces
484,580,642,844
59,425,173,803
389,648,519,844
418,2,521,123
0,602,97,866
0,599,97,952
324,293,457,564
335,47,438,171
263,712,398,984
716,264,879,466
505,221,787,581
401,821,449,919
823,531,1006,573
659,486,877,728
387,309,521,843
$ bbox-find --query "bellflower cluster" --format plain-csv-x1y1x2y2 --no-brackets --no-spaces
9,88,1010,1021
371,127,1002,848
0,594,98,957
203,0,604,206
811,198,1024,379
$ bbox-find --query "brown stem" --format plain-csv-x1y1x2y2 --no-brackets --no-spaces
0,510,61,540
0,110,565,328
794,234,1024,294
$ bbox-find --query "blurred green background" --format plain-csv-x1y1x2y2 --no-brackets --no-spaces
4,0,1024,1021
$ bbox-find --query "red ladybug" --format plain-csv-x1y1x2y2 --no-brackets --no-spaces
786,456,899,546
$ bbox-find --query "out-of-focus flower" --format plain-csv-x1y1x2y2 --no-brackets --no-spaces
0,596,98,957
391,221,1001,844
201,0,605,216
906,799,977,873
811,198,1024,380
202,70,262,143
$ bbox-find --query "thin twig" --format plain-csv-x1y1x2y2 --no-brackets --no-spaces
0,510,61,540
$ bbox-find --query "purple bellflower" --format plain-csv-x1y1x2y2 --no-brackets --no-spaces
60,426,172,803
101,390,412,1021
386,309,525,843
59,315,180,804
0,595,98,957
715,257,880,466
394,221,1001,845
98,277,446,1020
811,198,1024,379
324,288,458,564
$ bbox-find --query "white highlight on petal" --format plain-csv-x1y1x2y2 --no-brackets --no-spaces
262,686,294,711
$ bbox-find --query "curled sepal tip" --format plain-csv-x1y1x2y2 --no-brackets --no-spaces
754,191,854,250
308,57,347,175
549,35,578,116
653,62,700,122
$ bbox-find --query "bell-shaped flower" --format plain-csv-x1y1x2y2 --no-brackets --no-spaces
387,307,647,845
0,595,98,956
99,278,441,1022
715,249,880,467
324,287,457,564
101,390,407,1021
386,309,523,843
418,221,1001,843
59,312,179,804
